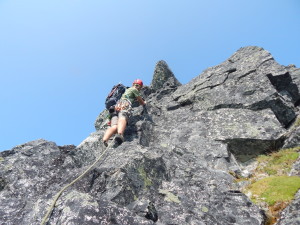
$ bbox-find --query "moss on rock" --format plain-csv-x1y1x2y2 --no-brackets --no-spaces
137,166,152,188
247,176,300,206
159,189,181,203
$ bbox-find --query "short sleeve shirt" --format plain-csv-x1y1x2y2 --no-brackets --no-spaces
121,87,141,104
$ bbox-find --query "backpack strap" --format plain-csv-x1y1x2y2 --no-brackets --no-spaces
107,85,120,98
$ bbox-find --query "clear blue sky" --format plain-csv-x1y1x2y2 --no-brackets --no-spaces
0,0,299,151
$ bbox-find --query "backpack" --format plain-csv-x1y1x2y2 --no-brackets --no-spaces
105,83,127,110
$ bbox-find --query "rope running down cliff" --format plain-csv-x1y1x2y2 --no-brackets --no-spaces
40,140,115,225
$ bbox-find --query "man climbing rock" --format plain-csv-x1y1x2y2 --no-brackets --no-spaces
102,79,146,146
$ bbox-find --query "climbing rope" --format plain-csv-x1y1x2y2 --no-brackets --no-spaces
40,140,115,225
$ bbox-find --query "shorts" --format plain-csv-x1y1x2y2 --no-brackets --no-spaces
111,110,131,126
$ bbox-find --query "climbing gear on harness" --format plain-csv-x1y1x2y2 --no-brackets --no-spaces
40,139,116,225
133,79,143,87
107,120,111,126
115,99,132,112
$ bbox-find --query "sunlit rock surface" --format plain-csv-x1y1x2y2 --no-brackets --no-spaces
1,46,300,225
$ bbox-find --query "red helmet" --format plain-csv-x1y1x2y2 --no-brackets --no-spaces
133,79,143,87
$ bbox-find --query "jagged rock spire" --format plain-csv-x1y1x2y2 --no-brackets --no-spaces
150,60,181,91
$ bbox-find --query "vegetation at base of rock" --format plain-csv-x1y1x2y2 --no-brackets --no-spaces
0,157,4,162
240,146,300,224
247,176,300,205
255,147,300,176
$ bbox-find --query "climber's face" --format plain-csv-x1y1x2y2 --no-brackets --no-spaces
134,84,142,90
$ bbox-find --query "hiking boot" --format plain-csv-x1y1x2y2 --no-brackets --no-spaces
103,140,108,147
115,134,124,145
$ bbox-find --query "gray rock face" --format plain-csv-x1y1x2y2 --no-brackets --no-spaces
172,46,297,127
150,60,181,91
283,125,300,149
0,140,77,225
286,65,300,105
1,46,299,225
276,190,300,225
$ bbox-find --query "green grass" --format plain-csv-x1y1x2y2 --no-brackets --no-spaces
241,146,300,223
256,147,299,176
248,176,300,206
243,146,300,211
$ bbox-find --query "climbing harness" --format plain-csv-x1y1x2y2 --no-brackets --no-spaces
115,98,132,112
40,140,115,225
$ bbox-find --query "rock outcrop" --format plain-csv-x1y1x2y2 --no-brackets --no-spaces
150,60,181,91
276,190,300,224
1,46,300,225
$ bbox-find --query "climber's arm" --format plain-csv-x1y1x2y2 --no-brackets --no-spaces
136,96,146,105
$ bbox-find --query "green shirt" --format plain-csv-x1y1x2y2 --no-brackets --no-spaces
121,87,141,104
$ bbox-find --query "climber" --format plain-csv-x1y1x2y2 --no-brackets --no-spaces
102,79,147,146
